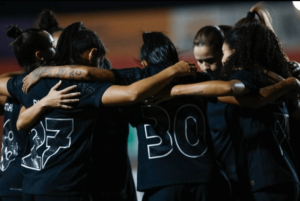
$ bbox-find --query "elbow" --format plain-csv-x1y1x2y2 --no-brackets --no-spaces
230,82,246,96
128,90,139,103
16,120,26,131
126,87,140,103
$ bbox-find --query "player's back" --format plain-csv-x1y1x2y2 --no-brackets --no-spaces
0,97,27,198
90,106,137,201
7,75,112,196
129,72,215,191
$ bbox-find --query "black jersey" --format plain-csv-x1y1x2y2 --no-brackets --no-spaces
115,65,214,191
90,106,137,200
230,69,299,191
0,97,27,197
206,98,238,182
7,74,112,196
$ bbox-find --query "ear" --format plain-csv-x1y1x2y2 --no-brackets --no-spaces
88,48,97,62
141,59,148,68
35,51,44,61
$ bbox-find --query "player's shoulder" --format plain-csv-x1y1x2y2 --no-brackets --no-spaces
143,64,165,77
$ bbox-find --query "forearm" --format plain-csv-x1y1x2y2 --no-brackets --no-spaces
0,77,12,97
16,101,48,131
218,78,296,108
102,66,178,106
0,70,24,78
169,80,247,97
35,65,115,82
0,95,7,116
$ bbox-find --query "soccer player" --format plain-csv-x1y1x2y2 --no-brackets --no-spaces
37,10,137,200
221,22,299,201
6,22,196,201
0,24,80,201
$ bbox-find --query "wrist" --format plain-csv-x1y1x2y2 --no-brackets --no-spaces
285,77,297,88
37,98,50,109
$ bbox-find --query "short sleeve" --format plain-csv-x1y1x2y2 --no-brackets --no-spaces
112,68,143,85
77,81,113,109
7,75,25,102
195,72,213,82
112,65,164,85
229,69,259,91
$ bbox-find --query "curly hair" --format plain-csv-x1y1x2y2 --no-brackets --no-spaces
220,23,291,86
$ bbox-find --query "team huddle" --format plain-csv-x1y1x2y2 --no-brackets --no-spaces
1,2,300,201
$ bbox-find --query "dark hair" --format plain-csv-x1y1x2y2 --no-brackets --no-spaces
193,25,232,53
6,24,54,73
235,2,289,63
38,9,63,35
220,23,291,85
235,2,274,32
140,32,179,68
53,22,109,69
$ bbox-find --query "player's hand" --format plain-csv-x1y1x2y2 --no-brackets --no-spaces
286,76,300,94
41,80,81,109
172,61,197,77
22,68,43,94
144,85,174,105
289,61,300,80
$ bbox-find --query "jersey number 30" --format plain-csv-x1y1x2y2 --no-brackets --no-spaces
142,105,207,159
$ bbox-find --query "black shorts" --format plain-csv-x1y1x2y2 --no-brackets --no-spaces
252,182,299,201
22,194,90,201
142,184,210,201
0,197,22,201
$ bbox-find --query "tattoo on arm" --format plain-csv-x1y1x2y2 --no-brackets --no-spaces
69,70,75,79
33,66,52,78
54,68,67,78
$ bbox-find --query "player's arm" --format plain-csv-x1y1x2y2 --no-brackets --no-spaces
0,71,26,97
22,65,115,93
146,79,249,105
16,80,80,131
218,77,300,108
0,70,24,78
0,95,7,116
101,61,197,106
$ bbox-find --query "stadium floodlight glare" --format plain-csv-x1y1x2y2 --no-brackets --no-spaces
293,1,300,11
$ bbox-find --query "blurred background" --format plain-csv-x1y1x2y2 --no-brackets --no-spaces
1,1,300,200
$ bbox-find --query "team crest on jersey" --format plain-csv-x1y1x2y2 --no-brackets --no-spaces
0,119,18,171
4,103,13,112
33,99,40,105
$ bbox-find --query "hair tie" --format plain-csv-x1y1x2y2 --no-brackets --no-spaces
247,11,255,20
214,26,224,37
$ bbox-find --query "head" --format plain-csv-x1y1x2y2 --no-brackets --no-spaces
140,32,179,69
220,23,290,83
193,25,232,77
53,22,111,69
38,9,63,48
235,2,289,61
6,25,56,73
